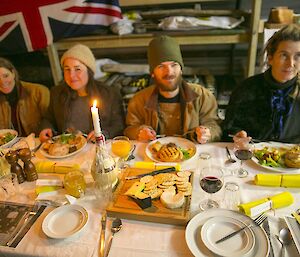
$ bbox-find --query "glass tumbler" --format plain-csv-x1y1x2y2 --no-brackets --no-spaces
224,182,240,210
64,170,86,198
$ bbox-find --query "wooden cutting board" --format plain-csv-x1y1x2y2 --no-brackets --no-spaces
106,167,192,225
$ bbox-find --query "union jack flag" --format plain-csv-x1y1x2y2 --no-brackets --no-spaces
0,0,122,53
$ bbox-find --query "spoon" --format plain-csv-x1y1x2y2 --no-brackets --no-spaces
126,145,136,161
277,227,293,257
225,146,236,164
104,218,122,257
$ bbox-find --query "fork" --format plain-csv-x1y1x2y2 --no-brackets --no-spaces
215,213,267,244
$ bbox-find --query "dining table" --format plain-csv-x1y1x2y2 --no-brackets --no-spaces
0,140,299,257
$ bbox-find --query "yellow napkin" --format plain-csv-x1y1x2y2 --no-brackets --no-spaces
254,174,300,188
238,192,294,216
35,161,80,174
35,186,62,194
134,161,181,171
292,212,300,225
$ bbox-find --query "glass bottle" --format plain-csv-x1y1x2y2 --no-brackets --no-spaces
91,133,116,206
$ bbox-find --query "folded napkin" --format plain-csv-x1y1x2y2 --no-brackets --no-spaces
238,191,294,216
35,186,62,194
134,161,181,171
35,161,80,174
254,174,300,187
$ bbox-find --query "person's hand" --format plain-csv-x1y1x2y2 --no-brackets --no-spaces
137,127,156,141
195,126,211,144
233,130,252,148
39,128,53,143
87,130,95,143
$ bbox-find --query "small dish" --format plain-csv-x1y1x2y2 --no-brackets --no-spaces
201,216,255,257
42,204,88,239
0,129,18,148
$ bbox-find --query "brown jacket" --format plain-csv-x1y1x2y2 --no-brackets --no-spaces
0,81,50,135
124,82,221,142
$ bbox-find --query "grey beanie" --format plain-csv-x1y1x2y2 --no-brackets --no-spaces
147,35,184,73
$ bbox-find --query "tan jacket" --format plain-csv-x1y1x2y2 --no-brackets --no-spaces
0,81,50,135
124,82,221,142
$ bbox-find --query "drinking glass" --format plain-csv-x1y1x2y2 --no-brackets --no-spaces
233,139,254,178
224,182,240,210
199,166,224,211
111,136,132,169
64,170,86,198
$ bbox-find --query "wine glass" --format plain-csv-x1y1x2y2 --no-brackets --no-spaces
233,138,254,178
199,166,224,211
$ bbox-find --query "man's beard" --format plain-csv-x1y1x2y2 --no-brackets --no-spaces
155,74,182,92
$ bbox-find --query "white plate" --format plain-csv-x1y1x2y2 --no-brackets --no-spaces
252,142,299,173
42,204,88,239
201,216,255,257
185,209,269,257
40,134,87,159
146,136,197,163
0,129,18,148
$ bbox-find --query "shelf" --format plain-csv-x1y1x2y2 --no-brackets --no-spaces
47,0,262,85
119,0,235,7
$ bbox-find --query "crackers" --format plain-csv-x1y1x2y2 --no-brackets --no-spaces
139,171,192,199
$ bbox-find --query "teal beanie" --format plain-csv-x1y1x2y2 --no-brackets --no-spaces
147,35,184,73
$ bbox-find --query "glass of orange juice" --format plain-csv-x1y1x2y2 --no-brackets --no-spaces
111,136,132,158
64,170,86,198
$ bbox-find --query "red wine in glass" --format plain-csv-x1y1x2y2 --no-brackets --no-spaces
200,176,223,194
234,149,253,160
233,146,253,178
199,166,224,211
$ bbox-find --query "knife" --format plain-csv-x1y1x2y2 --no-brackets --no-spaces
292,212,300,225
125,167,176,180
9,205,46,248
262,217,274,257
99,212,107,257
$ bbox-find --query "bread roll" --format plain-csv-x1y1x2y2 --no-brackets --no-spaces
285,146,300,168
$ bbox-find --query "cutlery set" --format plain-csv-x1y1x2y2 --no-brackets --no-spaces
99,214,122,257
215,213,267,244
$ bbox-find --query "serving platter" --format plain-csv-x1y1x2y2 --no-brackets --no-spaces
40,134,87,159
252,142,299,173
0,129,18,148
146,136,197,163
106,167,192,225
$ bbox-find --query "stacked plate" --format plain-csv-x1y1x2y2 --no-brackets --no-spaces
185,209,270,257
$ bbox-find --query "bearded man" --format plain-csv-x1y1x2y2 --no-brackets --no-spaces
124,35,221,143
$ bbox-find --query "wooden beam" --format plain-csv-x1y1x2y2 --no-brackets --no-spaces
246,0,262,77
47,44,62,85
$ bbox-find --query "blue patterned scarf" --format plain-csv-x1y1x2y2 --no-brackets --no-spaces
264,69,297,139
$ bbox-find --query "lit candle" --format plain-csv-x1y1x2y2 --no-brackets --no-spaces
91,100,101,137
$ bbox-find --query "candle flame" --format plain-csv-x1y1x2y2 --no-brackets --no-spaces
93,100,97,108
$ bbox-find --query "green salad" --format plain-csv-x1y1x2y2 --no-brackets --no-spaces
254,147,286,168
0,132,15,146
56,133,76,144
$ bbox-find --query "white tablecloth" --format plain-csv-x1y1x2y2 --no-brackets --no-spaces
0,142,299,257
